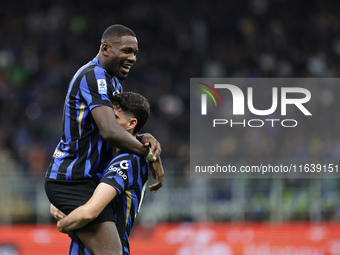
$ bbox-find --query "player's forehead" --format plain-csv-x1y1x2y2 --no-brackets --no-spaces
110,36,138,50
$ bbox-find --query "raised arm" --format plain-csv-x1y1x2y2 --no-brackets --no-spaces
57,183,118,234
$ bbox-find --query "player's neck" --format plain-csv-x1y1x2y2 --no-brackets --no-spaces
96,54,112,76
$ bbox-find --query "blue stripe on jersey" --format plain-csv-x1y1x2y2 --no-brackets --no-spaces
64,91,72,143
114,77,123,93
123,246,130,255
68,234,89,255
84,138,92,179
136,157,144,193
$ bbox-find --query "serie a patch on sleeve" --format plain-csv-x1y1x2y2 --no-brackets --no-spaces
97,79,107,94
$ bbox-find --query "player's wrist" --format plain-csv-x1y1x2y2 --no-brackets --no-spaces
146,147,154,161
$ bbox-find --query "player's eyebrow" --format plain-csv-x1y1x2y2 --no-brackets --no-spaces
121,47,139,54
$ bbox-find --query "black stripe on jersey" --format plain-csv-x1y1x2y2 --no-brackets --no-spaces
45,158,54,178
106,73,114,98
130,156,141,208
115,195,127,246
136,160,148,203
127,157,146,228
78,240,86,255
72,132,90,180
58,65,96,180
84,68,99,104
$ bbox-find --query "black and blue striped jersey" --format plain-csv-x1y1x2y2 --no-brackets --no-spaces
45,58,123,182
67,151,149,255
101,151,149,255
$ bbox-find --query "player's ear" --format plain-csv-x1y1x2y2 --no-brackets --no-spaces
101,43,110,56
128,118,137,132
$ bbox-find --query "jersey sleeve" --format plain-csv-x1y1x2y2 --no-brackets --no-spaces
100,154,135,194
80,67,113,110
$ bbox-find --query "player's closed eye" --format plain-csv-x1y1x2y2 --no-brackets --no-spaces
122,49,138,56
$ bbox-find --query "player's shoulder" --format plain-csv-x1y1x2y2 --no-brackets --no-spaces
110,152,145,167
75,59,107,79
112,152,137,163
87,62,107,77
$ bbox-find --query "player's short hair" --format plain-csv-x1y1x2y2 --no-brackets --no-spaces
112,92,150,134
101,24,136,43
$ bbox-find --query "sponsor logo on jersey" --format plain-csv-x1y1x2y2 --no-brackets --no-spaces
108,164,128,180
120,160,129,169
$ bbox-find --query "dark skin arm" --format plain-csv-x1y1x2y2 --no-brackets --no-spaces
137,134,161,160
92,105,164,192
92,105,150,157
148,157,164,192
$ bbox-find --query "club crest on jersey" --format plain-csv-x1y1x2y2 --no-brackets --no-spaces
97,79,107,94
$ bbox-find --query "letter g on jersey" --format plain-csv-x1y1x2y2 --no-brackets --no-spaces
120,160,129,169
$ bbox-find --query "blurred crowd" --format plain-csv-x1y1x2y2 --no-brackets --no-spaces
1,0,340,222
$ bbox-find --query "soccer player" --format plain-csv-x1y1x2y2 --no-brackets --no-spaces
54,92,163,255
45,25,163,254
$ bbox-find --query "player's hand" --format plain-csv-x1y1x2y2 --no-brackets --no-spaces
50,204,66,221
138,133,161,161
148,157,164,192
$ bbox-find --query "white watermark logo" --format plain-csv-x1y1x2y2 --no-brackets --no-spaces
198,83,312,128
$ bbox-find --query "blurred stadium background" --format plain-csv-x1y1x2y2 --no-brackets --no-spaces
1,0,340,254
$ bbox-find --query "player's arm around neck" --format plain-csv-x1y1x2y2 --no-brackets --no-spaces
57,183,118,234
92,105,149,157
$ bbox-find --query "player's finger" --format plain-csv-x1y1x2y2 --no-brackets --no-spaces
148,180,162,191
150,141,161,160
149,175,164,192
149,182,162,192
59,210,66,218
55,210,66,221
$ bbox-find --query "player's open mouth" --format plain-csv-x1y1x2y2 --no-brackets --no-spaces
121,64,132,73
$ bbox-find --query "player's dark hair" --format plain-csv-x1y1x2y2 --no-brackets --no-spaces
101,24,136,42
112,92,150,134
